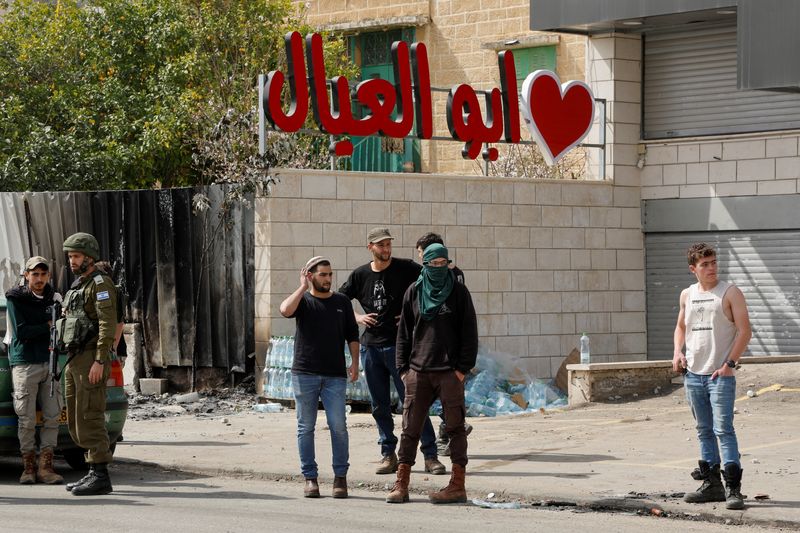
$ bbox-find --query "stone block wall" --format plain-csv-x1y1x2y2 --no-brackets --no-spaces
640,134,800,200
255,168,645,379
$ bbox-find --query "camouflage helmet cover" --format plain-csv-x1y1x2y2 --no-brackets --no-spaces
63,232,100,260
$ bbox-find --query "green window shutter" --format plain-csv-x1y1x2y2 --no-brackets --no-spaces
513,46,557,83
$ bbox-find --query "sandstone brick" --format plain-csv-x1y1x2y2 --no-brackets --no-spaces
535,183,562,205
466,182,492,203
512,205,542,227
512,271,554,291
488,270,512,291
457,203,482,225
482,204,512,226
571,249,591,270
554,271,579,291
526,292,562,313
541,206,573,227
310,199,352,223
737,159,775,181
757,179,797,195
536,249,570,270
646,145,677,165
409,202,433,225
302,174,337,199
337,176,365,199
588,291,621,312
492,182,514,204
494,227,530,248
503,292,527,314
421,179,446,202
499,249,536,270
766,137,798,158
513,182,536,204
530,227,553,248
612,312,646,333
579,270,609,291
352,200,391,224
723,139,765,160
475,248,499,269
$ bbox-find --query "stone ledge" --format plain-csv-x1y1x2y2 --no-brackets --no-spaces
566,355,800,406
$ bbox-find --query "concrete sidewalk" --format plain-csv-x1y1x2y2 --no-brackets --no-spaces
116,362,800,529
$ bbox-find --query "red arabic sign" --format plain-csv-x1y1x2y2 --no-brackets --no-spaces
263,32,595,166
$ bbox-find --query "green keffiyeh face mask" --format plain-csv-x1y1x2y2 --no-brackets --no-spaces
416,243,454,321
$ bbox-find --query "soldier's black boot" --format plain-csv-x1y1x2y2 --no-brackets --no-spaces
684,460,726,503
723,463,745,510
66,465,95,492
71,463,113,496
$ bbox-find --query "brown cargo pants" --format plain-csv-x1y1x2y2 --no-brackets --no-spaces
397,369,468,467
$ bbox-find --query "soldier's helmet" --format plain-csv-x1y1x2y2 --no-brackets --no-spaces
63,232,100,260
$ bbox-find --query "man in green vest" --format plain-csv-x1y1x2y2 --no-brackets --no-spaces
58,232,118,496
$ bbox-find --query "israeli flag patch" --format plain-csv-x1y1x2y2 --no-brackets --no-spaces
97,290,110,301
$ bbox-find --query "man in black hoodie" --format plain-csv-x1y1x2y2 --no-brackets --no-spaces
5,256,64,485
386,244,478,505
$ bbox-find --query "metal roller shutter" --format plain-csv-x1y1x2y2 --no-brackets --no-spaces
646,231,800,360
644,23,800,139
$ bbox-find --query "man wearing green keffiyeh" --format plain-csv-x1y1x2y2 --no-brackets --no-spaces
387,243,479,505
416,243,455,320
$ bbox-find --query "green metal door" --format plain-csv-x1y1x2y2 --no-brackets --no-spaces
350,29,420,173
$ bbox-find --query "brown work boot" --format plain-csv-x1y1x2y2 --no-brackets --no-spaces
424,457,447,475
386,463,411,503
333,476,348,499
429,464,467,504
20,451,37,485
304,478,320,498
37,448,64,485
375,452,398,474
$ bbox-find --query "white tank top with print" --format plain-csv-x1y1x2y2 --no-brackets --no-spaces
684,280,737,375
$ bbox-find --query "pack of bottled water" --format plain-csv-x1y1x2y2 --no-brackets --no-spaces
462,348,567,418
263,337,376,403
263,336,295,399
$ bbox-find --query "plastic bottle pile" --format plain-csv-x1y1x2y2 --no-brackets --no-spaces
263,336,295,400
265,338,564,415
264,336,389,403
428,347,567,418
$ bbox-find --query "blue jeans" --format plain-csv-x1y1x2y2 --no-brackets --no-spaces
292,373,349,479
361,345,438,459
684,372,740,467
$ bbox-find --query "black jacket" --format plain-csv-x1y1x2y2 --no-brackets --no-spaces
395,281,478,375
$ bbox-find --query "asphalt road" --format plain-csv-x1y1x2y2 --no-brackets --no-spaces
0,459,781,532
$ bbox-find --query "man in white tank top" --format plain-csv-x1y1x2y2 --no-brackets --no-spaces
673,243,751,510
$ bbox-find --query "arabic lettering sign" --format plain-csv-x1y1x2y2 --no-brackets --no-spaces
263,32,595,166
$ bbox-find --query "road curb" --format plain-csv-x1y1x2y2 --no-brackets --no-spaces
114,457,800,530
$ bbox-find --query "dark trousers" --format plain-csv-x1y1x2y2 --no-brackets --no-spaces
398,369,467,467
362,345,438,458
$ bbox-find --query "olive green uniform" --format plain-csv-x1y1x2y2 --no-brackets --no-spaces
62,271,117,465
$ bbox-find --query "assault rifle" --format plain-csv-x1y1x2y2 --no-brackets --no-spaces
47,300,62,397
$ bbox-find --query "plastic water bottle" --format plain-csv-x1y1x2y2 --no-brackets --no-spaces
284,370,294,399
580,332,591,365
286,337,295,368
272,337,283,367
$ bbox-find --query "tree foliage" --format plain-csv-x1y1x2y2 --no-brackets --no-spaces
0,0,355,191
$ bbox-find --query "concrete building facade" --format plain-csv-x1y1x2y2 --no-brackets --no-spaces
296,0,587,175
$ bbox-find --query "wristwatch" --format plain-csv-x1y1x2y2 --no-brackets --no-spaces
725,359,736,368
95,360,105,365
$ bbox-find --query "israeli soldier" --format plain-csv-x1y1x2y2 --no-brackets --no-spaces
58,232,118,496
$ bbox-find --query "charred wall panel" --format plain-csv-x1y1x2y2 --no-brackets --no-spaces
0,187,254,375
